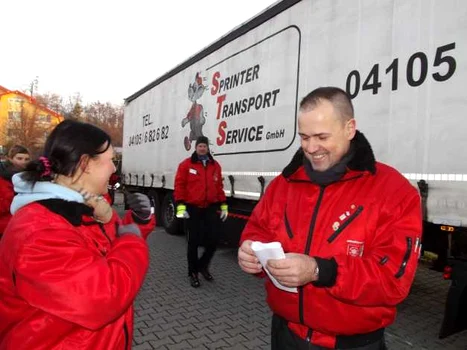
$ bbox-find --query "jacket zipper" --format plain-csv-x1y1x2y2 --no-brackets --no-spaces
284,209,294,239
123,322,129,350
395,237,413,278
204,163,208,207
299,186,325,325
98,223,111,243
327,205,364,243
305,328,313,342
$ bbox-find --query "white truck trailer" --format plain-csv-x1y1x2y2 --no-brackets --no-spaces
122,0,467,338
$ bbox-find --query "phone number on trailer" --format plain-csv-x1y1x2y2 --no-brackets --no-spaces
128,126,169,147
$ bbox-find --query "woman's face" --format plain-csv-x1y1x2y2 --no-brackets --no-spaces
81,144,116,195
10,152,30,170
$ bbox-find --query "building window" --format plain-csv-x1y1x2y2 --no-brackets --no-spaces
8,111,21,121
8,98,24,111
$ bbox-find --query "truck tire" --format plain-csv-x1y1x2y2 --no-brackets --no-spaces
161,192,182,235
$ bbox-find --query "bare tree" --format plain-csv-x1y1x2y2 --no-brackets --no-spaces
35,93,65,115
7,82,125,148
2,105,58,155
84,102,124,146
61,93,84,119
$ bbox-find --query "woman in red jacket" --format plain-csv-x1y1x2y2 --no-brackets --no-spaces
0,120,155,349
0,145,30,237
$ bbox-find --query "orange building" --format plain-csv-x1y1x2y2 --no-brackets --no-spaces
0,85,63,154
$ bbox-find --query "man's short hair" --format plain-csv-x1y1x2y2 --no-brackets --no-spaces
8,145,29,159
299,87,354,122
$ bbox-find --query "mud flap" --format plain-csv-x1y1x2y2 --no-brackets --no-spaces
439,259,467,339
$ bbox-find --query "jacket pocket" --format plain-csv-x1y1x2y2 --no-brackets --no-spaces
395,237,413,278
327,205,364,243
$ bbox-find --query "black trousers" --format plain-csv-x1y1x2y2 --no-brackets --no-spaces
186,204,219,274
271,314,387,350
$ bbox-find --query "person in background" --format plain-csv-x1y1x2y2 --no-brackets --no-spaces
174,136,228,288
0,120,155,349
0,145,30,238
108,171,121,205
238,87,422,350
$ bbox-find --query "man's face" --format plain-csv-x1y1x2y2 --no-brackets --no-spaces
196,143,208,156
298,100,356,172
10,152,30,170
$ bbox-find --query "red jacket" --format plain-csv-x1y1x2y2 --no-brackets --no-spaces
0,177,14,235
0,200,155,350
240,132,422,348
174,152,226,207
109,173,120,187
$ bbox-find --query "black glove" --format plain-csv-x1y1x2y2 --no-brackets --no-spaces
126,192,152,223
117,223,142,238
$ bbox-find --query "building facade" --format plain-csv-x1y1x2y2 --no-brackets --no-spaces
0,85,63,155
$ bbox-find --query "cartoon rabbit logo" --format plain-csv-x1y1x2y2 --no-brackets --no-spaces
181,73,208,151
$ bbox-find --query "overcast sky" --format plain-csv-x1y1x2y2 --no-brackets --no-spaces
1,0,277,105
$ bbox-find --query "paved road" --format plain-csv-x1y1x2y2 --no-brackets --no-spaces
128,228,467,350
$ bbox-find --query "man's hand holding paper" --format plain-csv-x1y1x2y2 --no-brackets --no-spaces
250,242,299,293
267,252,319,288
238,240,263,274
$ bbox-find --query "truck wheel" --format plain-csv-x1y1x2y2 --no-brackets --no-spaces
161,192,182,235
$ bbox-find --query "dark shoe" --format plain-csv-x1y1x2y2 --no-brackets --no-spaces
190,273,200,288
200,269,213,281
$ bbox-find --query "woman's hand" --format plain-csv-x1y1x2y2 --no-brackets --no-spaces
79,189,113,223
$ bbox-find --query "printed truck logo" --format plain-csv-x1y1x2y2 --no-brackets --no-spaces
181,73,208,151
180,26,300,155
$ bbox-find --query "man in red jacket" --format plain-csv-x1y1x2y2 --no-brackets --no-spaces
175,136,228,288
238,87,422,349
0,145,30,237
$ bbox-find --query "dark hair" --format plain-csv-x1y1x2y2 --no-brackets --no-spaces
8,145,30,159
22,120,112,183
299,87,354,122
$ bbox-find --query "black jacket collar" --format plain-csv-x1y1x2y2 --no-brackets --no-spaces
282,130,376,178
190,151,214,163
0,161,18,181
37,199,94,226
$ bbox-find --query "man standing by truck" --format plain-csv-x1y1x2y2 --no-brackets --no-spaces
175,136,228,288
238,87,422,349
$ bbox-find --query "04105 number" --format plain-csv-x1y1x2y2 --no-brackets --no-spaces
345,42,456,99
128,133,142,147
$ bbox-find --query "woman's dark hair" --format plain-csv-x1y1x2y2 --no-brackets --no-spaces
22,119,112,183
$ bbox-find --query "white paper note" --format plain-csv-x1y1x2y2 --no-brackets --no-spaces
251,241,298,293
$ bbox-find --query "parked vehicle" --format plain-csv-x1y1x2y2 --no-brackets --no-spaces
122,0,467,337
